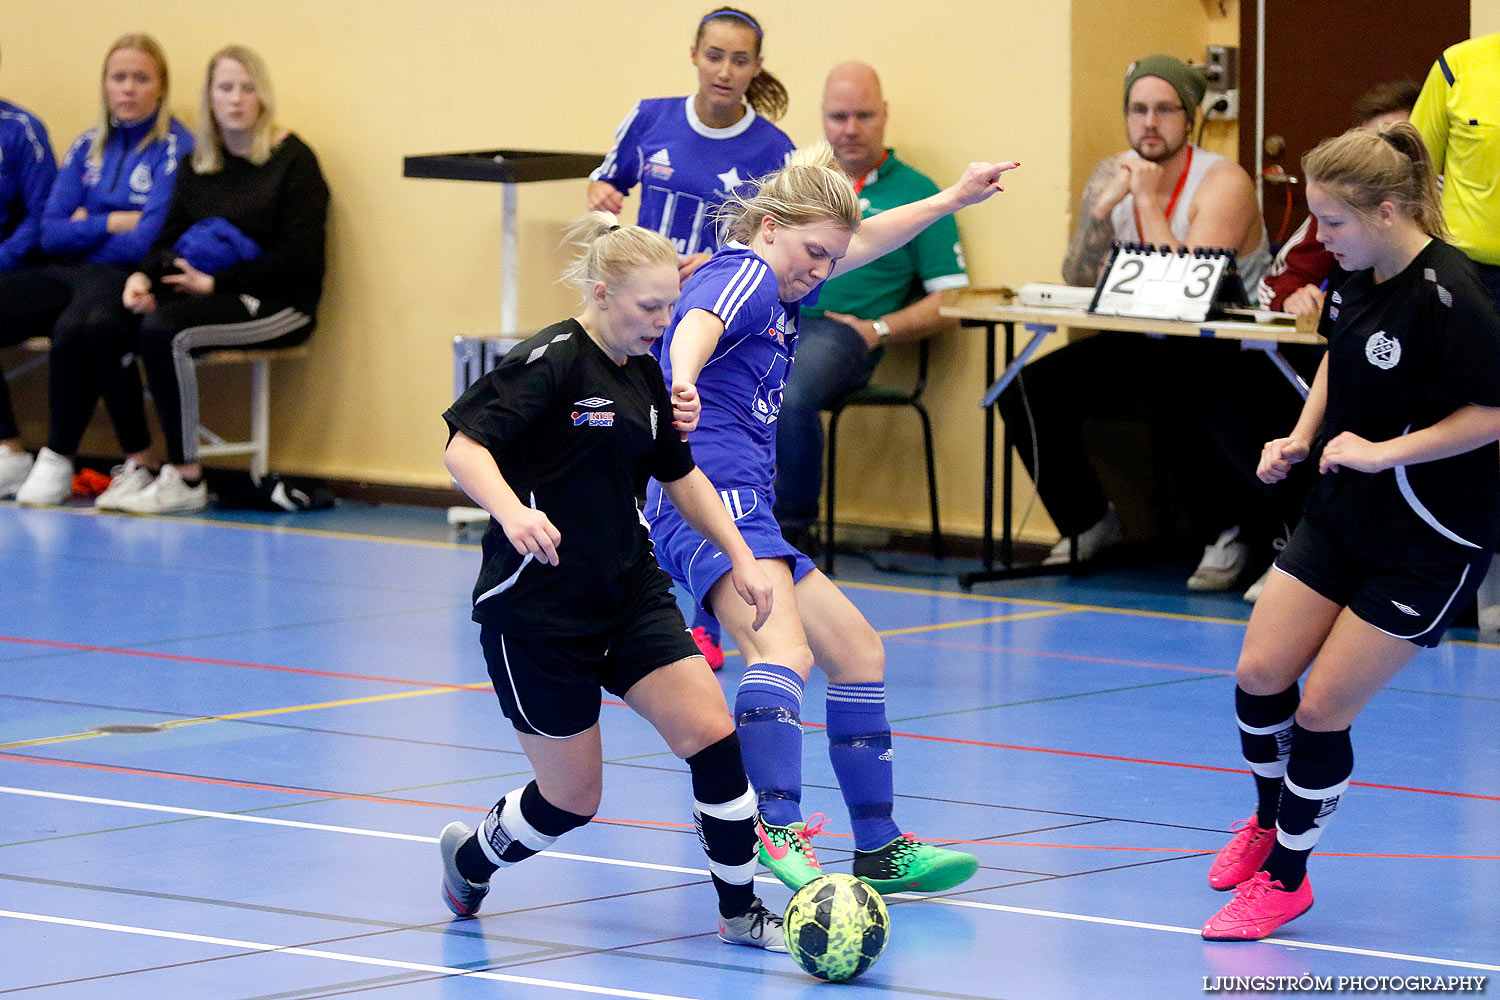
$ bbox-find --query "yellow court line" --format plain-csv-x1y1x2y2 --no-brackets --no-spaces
0,684,471,751
2,501,473,551
12,503,1500,644
840,578,1269,628
876,607,1077,638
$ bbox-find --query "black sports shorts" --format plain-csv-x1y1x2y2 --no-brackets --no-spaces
478,584,699,738
1275,511,1490,648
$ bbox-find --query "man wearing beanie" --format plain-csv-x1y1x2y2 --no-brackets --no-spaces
1063,53,1269,289
996,53,1277,592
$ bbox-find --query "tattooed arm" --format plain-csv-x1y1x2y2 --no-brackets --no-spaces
1061,153,1130,287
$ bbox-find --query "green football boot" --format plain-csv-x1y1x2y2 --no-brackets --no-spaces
756,813,826,890
853,833,978,894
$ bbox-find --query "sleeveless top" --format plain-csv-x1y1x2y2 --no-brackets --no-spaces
1109,144,1272,291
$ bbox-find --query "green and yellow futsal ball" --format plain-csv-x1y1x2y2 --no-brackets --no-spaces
783,873,890,982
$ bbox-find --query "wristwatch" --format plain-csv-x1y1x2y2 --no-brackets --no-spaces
872,318,892,343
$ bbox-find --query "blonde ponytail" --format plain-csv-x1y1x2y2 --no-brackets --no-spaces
559,213,678,300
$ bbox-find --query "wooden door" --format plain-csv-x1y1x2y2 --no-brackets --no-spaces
1239,0,1469,245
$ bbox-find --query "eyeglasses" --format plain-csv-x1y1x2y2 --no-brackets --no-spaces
1127,103,1186,119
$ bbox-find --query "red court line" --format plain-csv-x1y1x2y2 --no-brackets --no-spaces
0,752,477,810
871,726,1500,803
6,636,1497,804
5,753,1496,861
0,634,479,691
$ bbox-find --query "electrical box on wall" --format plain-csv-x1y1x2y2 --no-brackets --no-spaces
1200,44,1239,121
1203,45,1239,91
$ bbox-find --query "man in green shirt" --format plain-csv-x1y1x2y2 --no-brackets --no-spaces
773,61,968,542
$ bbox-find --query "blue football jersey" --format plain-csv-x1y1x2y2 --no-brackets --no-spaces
646,243,801,503
591,97,794,257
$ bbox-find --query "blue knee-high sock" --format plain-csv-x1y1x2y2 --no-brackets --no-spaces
734,663,805,827
826,682,902,851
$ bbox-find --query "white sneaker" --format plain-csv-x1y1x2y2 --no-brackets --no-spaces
1188,526,1250,591
116,464,207,514
1242,566,1272,604
94,459,157,511
14,447,74,505
1242,537,1288,604
0,447,34,498
1044,507,1124,565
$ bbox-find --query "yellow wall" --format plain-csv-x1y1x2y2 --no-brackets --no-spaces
1476,0,1500,34
2,1,1481,542
2,0,1069,541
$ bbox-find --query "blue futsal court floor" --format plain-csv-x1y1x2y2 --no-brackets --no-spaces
2,502,1497,998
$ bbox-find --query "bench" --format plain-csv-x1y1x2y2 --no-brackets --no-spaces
3,337,309,477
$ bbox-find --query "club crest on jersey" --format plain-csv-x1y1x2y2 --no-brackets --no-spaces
129,163,153,194
572,409,615,427
1365,331,1401,370
751,381,785,425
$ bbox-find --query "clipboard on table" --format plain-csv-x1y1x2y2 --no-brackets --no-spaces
1089,242,1249,323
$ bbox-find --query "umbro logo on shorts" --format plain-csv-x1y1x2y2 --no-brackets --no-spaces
1391,600,1421,616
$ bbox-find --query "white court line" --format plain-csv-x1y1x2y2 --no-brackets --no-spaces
5,785,1499,974
0,909,700,1000
924,896,1500,973
0,786,707,876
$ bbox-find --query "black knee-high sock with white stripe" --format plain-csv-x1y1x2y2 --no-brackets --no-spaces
687,733,760,919
455,781,593,883
1235,684,1300,827
1264,723,1353,891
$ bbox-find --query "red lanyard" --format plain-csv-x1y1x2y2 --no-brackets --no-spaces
852,151,889,196
1134,145,1193,240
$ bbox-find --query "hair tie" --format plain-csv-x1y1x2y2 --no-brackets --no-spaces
607,225,621,233
700,8,762,38
1378,130,1407,155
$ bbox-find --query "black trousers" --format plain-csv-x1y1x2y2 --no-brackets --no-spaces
0,262,145,451
995,333,1317,548
137,292,312,465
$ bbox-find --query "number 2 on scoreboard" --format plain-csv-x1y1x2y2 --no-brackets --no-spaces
1108,257,1144,295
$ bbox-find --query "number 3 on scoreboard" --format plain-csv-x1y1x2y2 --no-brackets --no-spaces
1185,260,1215,299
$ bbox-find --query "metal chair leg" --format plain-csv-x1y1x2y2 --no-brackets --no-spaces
823,406,842,575
916,402,943,560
